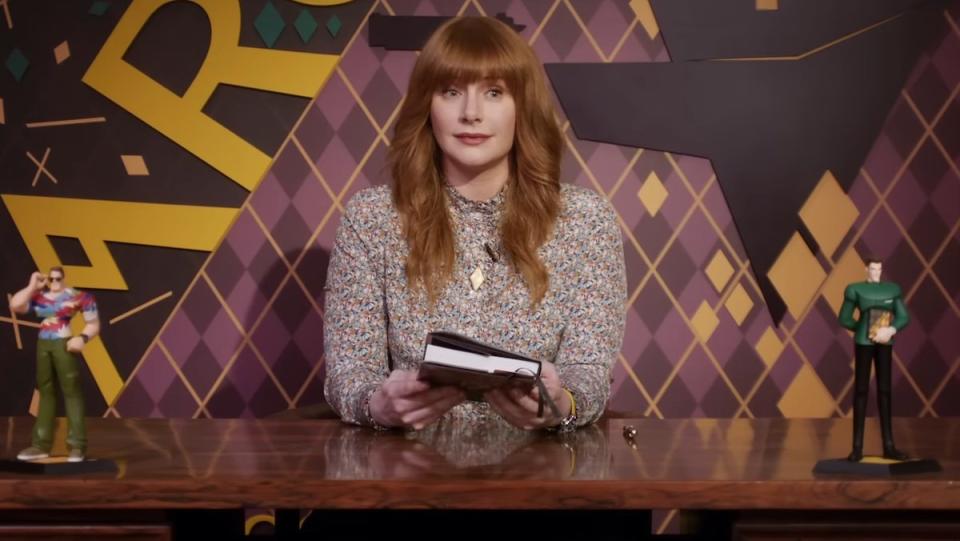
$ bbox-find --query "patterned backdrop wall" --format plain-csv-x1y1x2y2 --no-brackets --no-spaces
1,0,958,421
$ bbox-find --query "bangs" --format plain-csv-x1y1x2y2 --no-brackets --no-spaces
418,21,527,92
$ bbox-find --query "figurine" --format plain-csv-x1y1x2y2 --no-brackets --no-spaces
838,258,909,462
8,267,99,463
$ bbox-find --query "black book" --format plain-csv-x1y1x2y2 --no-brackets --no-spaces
418,332,541,401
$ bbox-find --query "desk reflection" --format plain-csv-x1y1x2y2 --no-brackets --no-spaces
324,417,608,480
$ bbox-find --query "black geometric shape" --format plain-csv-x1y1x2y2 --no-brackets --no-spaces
368,13,525,50
48,235,91,266
546,0,949,323
649,0,939,61
203,84,308,157
123,1,210,97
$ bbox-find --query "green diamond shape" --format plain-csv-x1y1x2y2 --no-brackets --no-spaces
294,10,318,43
326,14,342,38
89,1,110,16
5,49,29,82
254,1,285,48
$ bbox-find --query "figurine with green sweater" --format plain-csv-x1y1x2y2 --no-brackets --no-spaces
838,257,909,462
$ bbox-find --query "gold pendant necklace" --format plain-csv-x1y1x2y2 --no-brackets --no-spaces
470,266,485,290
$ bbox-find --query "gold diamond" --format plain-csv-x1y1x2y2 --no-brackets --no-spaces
767,232,827,318
691,301,719,342
821,248,867,314
470,267,484,290
705,250,734,293
754,327,784,368
637,171,668,216
629,0,659,39
724,283,753,326
778,365,835,418
799,170,859,259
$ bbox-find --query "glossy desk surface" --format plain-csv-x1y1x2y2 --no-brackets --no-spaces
0,417,957,510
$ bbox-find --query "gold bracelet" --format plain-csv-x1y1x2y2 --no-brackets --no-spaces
562,388,577,417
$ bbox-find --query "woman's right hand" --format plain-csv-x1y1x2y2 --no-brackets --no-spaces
368,369,465,430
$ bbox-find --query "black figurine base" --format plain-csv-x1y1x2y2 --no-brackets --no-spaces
814,455,941,476
0,457,117,475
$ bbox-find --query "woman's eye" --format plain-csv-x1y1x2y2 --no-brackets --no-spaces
487,88,503,98
442,88,459,97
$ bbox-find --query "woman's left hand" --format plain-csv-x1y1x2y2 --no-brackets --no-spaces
484,362,571,430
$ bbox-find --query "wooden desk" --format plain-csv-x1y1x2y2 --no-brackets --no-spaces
0,416,958,539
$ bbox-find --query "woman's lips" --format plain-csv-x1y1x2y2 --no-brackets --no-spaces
454,134,491,145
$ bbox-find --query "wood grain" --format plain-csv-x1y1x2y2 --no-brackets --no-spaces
0,417,956,510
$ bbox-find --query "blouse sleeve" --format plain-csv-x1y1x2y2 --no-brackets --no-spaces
322,193,391,427
554,195,627,426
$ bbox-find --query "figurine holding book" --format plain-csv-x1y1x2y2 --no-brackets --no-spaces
838,258,909,462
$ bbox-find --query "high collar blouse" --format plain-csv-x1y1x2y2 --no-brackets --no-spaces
323,183,626,430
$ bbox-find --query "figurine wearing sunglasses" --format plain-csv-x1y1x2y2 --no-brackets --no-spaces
8,267,99,463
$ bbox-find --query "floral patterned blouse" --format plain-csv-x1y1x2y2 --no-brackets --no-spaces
323,183,626,429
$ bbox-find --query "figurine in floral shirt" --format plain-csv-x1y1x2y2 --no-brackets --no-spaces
9,267,99,462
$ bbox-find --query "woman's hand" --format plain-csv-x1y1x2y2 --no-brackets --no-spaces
368,369,466,430
484,362,571,430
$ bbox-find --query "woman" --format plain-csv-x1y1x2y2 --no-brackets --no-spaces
323,16,626,432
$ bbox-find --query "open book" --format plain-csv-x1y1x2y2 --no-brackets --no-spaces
418,331,541,401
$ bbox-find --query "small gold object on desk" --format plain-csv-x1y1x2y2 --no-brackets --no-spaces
622,425,637,440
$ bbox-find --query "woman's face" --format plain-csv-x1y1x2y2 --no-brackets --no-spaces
430,78,516,178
